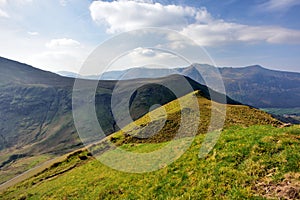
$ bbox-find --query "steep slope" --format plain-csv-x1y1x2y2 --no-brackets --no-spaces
0,57,79,184
0,57,75,153
2,92,297,200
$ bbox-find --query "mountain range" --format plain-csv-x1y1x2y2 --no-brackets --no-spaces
58,64,300,109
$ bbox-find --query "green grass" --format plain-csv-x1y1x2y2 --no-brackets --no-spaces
110,91,281,145
1,125,299,199
1,91,297,199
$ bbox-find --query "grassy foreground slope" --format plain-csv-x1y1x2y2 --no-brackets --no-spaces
2,126,299,199
2,92,300,199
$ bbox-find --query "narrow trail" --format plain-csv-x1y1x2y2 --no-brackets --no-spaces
0,138,109,192
0,154,68,192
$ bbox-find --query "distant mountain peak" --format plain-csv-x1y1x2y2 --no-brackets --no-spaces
245,65,265,70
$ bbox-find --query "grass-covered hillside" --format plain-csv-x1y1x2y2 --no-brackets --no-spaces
2,91,298,199
1,126,299,199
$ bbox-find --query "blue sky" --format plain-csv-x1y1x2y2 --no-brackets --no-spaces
0,0,299,72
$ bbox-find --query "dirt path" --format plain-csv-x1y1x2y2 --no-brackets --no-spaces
0,155,67,191
0,139,108,192
0,147,88,192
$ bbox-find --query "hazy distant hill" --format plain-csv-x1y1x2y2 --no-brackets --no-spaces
61,64,300,109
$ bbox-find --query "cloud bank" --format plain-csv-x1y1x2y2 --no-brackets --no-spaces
46,38,81,49
89,0,300,46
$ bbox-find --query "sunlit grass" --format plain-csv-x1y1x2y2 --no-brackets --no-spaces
1,91,296,199
1,125,299,199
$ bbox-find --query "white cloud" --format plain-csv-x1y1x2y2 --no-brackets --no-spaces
109,46,185,70
0,0,33,18
260,0,300,11
0,0,8,18
59,0,68,6
30,50,86,72
39,38,86,71
0,0,7,5
132,47,156,57
236,25,300,44
123,0,154,3
27,31,39,36
46,38,80,49
0,8,8,17
0,0,33,5
0,27,89,72
89,0,300,46
89,0,210,33
15,0,33,4
181,22,300,46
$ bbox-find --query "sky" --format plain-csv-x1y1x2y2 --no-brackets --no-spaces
0,0,300,73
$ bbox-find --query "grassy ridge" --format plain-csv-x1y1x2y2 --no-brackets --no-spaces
2,91,298,199
110,91,281,145
1,125,299,199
